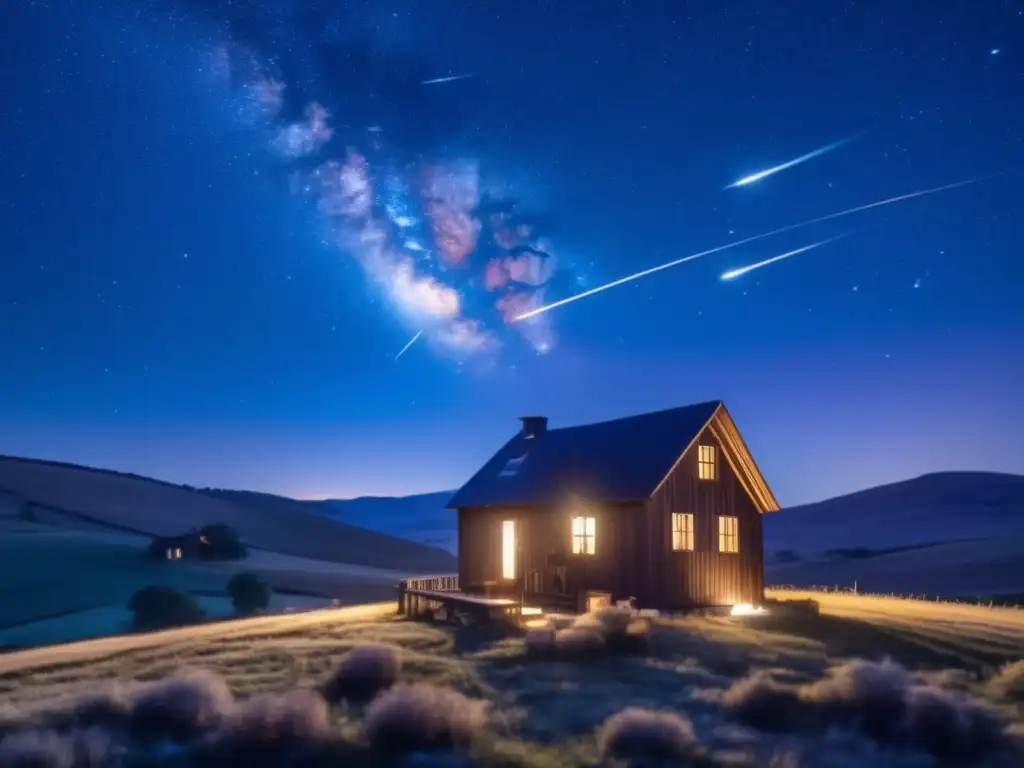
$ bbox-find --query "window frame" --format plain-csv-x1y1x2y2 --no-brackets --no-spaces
718,515,739,554
671,512,695,552
697,444,717,481
571,515,596,556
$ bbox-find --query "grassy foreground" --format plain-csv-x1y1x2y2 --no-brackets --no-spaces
1,593,1023,766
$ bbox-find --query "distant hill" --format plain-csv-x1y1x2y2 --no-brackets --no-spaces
206,489,458,556
0,456,456,573
763,471,1024,559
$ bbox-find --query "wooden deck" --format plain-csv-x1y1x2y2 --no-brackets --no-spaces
397,574,523,622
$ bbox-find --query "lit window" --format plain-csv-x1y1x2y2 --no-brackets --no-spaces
501,520,516,580
571,515,596,555
672,513,694,551
698,444,717,480
499,454,526,477
718,516,738,553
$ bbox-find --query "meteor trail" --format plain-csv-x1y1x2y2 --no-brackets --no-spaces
512,171,1006,322
720,235,848,281
394,330,423,360
725,135,858,189
421,75,473,85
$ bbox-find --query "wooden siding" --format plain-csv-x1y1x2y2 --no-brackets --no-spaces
647,413,765,609
457,501,646,603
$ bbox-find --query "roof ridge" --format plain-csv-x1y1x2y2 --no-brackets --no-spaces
545,399,722,434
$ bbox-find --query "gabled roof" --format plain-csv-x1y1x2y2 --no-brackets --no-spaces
448,400,777,511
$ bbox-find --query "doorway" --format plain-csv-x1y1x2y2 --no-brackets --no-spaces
501,519,516,580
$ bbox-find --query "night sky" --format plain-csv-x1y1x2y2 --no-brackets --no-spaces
1,1,1021,506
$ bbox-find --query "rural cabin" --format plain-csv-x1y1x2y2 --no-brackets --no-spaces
447,400,780,613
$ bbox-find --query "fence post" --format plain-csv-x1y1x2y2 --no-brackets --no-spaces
397,579,407,615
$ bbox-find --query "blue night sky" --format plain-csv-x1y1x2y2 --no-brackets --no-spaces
1,1,1021,506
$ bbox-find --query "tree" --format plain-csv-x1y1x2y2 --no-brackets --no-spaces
226,572,271,615
128,585,205,631
199,523,247,560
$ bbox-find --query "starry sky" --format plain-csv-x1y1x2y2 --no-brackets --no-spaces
1,0,1021,507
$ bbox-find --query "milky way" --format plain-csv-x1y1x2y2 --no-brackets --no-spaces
189,1,569,361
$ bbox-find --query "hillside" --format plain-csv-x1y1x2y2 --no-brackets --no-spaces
763,471,1024,558
1,592,1023,766
206,488,459,555
0,456,456,573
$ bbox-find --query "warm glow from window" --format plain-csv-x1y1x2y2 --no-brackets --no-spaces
718,515,738,553
672,512,694,551
501,520,516,579
571,515,596,555
698,444,717,480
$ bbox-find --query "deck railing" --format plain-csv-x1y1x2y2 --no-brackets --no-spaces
400,573,459,593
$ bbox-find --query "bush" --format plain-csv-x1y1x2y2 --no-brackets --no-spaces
128,585,205,631
203,690,333,765
226,572,271,615
0,727,119,767
321,644,401,704
364,683,489,754
129,670,234,743
596,707,706,763
200,523,247,560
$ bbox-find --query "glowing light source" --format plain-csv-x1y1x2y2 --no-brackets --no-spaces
501,520,516,580
730,603,768,617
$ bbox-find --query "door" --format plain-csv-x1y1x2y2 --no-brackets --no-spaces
501,519,517,581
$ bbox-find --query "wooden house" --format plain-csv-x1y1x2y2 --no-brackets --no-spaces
447,400,779,612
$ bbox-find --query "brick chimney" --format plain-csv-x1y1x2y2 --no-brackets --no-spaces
520,415,548,439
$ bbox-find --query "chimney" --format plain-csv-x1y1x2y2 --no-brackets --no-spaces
520,415,548,439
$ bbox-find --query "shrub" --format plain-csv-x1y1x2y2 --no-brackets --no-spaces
40,686,134,733
722,658,1016,762
987,659,1024,702
0,727,119,767
200,523,247,560
321,644,401,704
553,627,606,658
226,572,271,615
596,707,705,763
127,585,205,631
128,669,234,742
203,690,333,765
364,683,489,754
719,672,805,732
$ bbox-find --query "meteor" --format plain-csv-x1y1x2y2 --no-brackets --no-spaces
720,235,848,281
512,171,1006,322
725,135,858,189
421,75,473,85
394,330,423,360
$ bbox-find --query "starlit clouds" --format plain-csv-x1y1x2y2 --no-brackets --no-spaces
214,51,561,361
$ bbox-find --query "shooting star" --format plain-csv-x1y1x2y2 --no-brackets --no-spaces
421,75,473,85
721,235,849,281
513,171,1006,322
394,330,423,361
725,135,858,189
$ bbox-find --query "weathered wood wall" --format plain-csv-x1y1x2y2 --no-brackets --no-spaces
647,414,765,609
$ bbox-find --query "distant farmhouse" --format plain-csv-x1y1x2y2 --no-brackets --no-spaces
447,400,779,613
147,523,246,562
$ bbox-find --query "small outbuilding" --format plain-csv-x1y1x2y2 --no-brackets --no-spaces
447,400,779,612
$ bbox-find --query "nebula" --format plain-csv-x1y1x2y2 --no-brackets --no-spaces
191,2,567,360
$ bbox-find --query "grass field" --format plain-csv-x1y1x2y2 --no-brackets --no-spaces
1,592,1022,766
0,527,419,649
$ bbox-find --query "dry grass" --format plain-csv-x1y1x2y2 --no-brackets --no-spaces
1,594,1023,766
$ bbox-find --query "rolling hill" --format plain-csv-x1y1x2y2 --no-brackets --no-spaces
0,456,456,573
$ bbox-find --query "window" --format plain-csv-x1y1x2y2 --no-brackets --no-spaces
718,515,739,553
672,513,694,551
501,520,516,580
698,444,717,481
571,515,596,555
499,454,526,477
